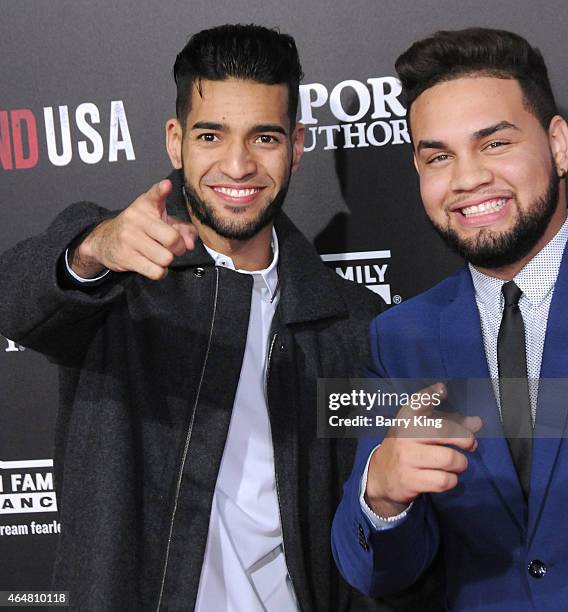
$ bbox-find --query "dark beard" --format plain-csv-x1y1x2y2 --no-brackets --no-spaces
430,167,560,269
181,166,291,241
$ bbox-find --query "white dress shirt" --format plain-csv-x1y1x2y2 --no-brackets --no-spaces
360,216,568,531
195,231,299,612
469,216,568,420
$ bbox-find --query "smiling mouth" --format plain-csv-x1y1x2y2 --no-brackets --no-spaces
212,187,262,197
459,198,508,217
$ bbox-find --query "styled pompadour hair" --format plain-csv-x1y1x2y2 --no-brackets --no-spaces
173,23,303,127
395,28,558,130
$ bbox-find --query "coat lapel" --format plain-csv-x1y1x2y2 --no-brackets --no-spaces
440,267,526,530
528,246,568,540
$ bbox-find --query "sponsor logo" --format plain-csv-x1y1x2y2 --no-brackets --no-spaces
0,459,57,515
321,250,393,305
299,77,409,152
0,100,135,170
3,337,25,352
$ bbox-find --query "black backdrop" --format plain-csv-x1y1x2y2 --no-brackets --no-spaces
2,0,567,595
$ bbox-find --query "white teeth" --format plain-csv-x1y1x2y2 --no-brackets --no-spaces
461,199,507,217
214,187,260,197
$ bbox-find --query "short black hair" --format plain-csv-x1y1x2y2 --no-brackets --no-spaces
395,28,558,131
173,24,304,128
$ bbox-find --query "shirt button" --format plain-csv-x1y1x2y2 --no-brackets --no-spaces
194,267,205,278
528,559,547,578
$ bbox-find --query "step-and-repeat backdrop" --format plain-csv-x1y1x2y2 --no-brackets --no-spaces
2,0,567,595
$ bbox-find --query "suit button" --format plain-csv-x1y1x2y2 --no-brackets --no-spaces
528,559,547,578
194,267,205,278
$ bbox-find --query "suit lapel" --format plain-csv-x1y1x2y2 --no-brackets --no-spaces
440,267,526,530
528,246,568,540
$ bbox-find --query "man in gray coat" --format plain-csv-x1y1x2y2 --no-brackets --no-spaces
0,24,400,611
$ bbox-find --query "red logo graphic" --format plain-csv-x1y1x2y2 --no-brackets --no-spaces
0,101,135,170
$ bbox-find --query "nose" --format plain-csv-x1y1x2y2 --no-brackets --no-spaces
218,139,257,180
450,154,493,192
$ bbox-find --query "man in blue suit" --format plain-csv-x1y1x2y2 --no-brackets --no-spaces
332,28,568,610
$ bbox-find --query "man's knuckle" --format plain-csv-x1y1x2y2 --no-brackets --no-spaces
123,204,138,219
164,231,180,250
150,267,166,281
440,473,457,491
162,251,175,267
441,450,455,470
460,433,474,450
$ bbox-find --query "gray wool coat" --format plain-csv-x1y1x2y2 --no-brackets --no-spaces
0,170,417,611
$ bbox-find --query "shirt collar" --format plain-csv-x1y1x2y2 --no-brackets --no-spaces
203,227,279,300
469,216,568,309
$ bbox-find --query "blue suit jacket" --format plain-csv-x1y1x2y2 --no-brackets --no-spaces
332,250,568,611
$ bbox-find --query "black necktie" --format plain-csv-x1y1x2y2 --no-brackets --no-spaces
497,281,532,498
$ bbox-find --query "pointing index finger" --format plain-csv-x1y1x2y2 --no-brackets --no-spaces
146,179,172,219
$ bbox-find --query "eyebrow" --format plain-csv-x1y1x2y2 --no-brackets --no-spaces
254,124,288,136
191,121,224,131
416,139,445,153
191,121,288,136
473,120,519,139
416,120,520,153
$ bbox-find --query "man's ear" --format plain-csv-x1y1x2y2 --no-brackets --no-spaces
549,115,568,177
165,118,183,169
290,122,305,174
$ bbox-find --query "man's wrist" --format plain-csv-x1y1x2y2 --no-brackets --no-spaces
363,445,410,518
359,445,413,530
364,492,410,519
67,226,107,279
64,247,110,283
